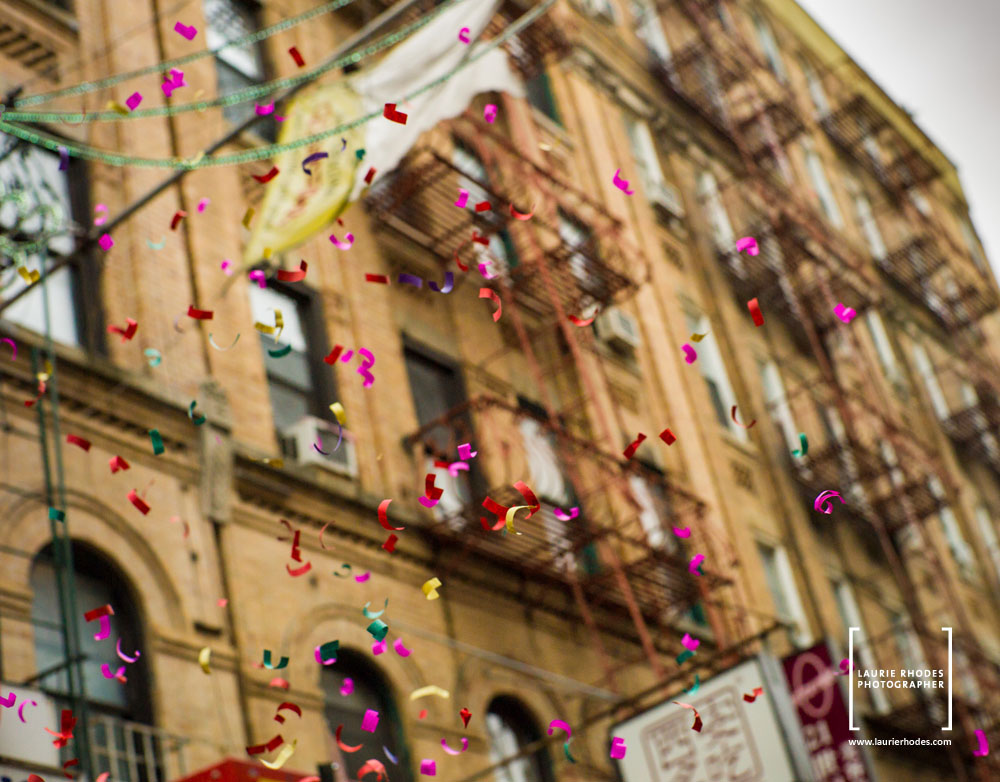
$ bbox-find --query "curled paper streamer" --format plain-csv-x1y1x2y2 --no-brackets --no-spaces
681,633,700,651
441,738,468,755
330,232,355,250
730,405,756,429
363,599,389,619
410,685,450,701
610,737,627,760
736,236,759,256
273,702,302,723
198,647,211,674
101,664,126,679
399,273,422,288
316,640,339,665
246,735,284,756
834,302,858,323
747,298,764,327
278,261,308,282
359,760,387,780
428,272,454,293
261,739,296,770
116,638,140,663
1,337,16,360
547,719,572,738
688,554,705,575
144,348,162,366
458,26,471,43
301,152,328,175
84,604,114,640
792,433,808,456
269,677,289,689
612,169,634,195
682,344,697,364
188,400,206,425
623,433,646,460
974,729,989,757
454,188,469,208
563,742,576,763
287,561,312,576
262,650,289,669
146,237,166,250
479,288,502,321
674,701,703,732
341,678,354,696
683,675,700,695
378,499,404,530
554,507,579,521
393,638,411,657
335,725,362,753
743,686,764,703
422,577,442,599
478,262,495,280
814,490,845,514
18,698,37,722
505,505,530,535
208,333,241,351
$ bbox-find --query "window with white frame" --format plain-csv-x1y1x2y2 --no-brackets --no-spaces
910,343,949,420
803,138,844,227
628,473,676,551
852,190,887,261
975,505,1000,583
629,0,671,62
758,542,811,647
759,359,799,454
696,170,735,249
865,310,901,384
752,12,787,81
929,476,976,578
908,189,932,217
625,118,666,194
832,578,889,713
686,312,745,440
799,57,829,117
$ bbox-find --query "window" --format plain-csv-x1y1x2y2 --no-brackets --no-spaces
1,143,86,346
203,0,274,137
578,0,618,22
757,542,811,647
864,311,900,383
248,284,331,434
629,0,671,62
686,311,744,440
759,360,799,453
910,343,948,420
557,210,601,298
832,579,889,713
929,476,976,578
802,139,843,227
525,70,561,125
975,505,1000,583
485,696,554,782
852,191,887,261
696,170,735,249
452,139,517,274
322,651,412,781
799,57,829,117
628,473,676,551
960,218,989,275
908,189,932,217
752,13,786,81
625,118,666,195
856,115,883,171
891,612,932,690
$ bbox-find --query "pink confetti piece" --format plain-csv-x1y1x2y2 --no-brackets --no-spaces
340,678,354,696
361,709,380,732
18,698,37,722
174,22,197,40
547,719,572,738
682,343,697,364
441,737,468,755
98,234,114,251
484,104,497,123
419,760,436,776
834,302,857,323
355,570,371,583
454,188,469,208
372,640,387,655
673,526,691,538
457,443,477,460
681,633,700,651
125,93,142,111
115,638,140,663
255,103,275,116
248,270,267,289
1,337,16,361
101,664,126,679
814,490,845,514
221,260,233,275
330,232,355,250
613,169,634,195
93,204,108,226
736,236,759,255
974,729,989,756
554,506,579,521
197,198,210,212
688,554,705,575
393,638,411,657
458,27,470,43
610,737,627,759
161,68,186,98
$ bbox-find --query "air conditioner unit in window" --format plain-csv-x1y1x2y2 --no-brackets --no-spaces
648,180,685,220
595,307,640,351
279,416,358,478
575,0,617,23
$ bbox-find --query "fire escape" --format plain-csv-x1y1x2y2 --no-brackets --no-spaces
651,0,1000,775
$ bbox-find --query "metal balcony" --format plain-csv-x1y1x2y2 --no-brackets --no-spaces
649,42,738,140
943,403,1000,478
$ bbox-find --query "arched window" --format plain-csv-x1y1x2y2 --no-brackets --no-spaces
321,650,412,782
485,696,554,782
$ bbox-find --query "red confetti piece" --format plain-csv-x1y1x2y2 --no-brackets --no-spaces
474,201,491,212
365,274,389,284
66,434,92,452
730,405,757,429
252,167,280,183
623,433,646,459
286,561,312,577
246,735,283,756
674,701,702,732
747,297,764,327
743,686,764,703
568,312,598,327
460,707,471,728
62,759,78,779
187,305,213,320
288,46,305,67
109,456,130,473
378,499,405,531
107,318,138,342
170,211,187,230
324,346,344,364
277,261,307,282
127,490,151,515
334,724,363,753
382,534,398,552
364,167,377,184
479,288,502,321
383,103,408,124
418,709,427,720
510,203,534,220
659,428,676,445
514,480,540,517
269,677,290,689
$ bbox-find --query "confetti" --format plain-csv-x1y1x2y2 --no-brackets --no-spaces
460,708,471,727
170,211,187,230
361,709,380,732
246,735,284,756
743,686,764,703
682,343,697,363
422,577,442,600
547,719,572,738
242,208,254,228
302,152,328,175
736,236,759,256
273,702,302,723
197,198,210,212
330,232,355,250
66,434,92,451
100,663,125,679
358,760,386,780
393,638,411,657
109,456,130,473
255,102,275,116
18,698,37,722
208,333,241,351
688,554,705,575
289,46,305,67
673,526,691,538
674,701,702,732
107,318,138,342
454,188,469,208
623,433,646,459
365,273,389,283
428,272,454,293
659,427,677,445
484,104,498,123
382,534,398,552
99,234,114,251
173,22,197,40
554,506,578,521
188,400,206,425
367,619,388,642
1,337,16,360
458,26,471,43
378,499,404,531
441,737,468,755
834,302,857,323
814,490,845,514
610,737,627,759
792,433,808,456
147,237,166,250
383,103,408,124
730,405,756,429
974,729,989,757
748,297,765,327
479,288,502,321
252,166,280,183
681,633,700,651
363,599,389,619
410,685,449,701
161,69,186,97
116,638,140,663
316,640,339,665
262,650,289,669
335,725,362,753
341,678,354,696
419,760,436,776
187,305,213,320
59,146,69,170
127,490,151,515
398,273,422,287
563,741,576,763
613,168,634,194
683,674,701,694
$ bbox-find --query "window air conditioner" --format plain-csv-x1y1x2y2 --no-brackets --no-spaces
595,307,640,351
280,416,358,478
648,180,685,220
576,0,617,23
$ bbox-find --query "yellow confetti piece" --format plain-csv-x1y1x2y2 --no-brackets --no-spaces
261,739,296,769
254,322,275,336
409,685,450,701
18,267,40,285
198,647,211,674
505,505,530,535
422,577,442,600
242,207,255,228
263,247,273,260
186,151,206,167
106,101,129,116
37,360,53,383
330,402,346,426
689,332,708,342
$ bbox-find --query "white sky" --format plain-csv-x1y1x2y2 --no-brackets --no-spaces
794,0,1000,275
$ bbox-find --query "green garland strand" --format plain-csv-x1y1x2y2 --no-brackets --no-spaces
1,0,463,124
11,0,360,108
0,0,555,170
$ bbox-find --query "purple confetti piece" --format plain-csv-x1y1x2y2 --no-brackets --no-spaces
398,273,423,288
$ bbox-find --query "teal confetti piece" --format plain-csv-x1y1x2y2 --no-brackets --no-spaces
268,344,293,358
676,649,695,665
563,741,576,763
683,674,700,695
792,432,808,457
367,619,388,642
362,599,389,619
355,148,366,161
262,649,289,669
188,400,206,425
149,428,165,455
49,507,65,522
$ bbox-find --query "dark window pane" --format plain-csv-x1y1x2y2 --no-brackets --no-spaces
525,71,561,124
268,382,312,432
485,697,554,782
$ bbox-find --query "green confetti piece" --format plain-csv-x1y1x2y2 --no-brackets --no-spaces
355,148,366,161
188,401,206,426
563,741,576,763
149,428,165,455
676,649,695,665
49,507,65,522
268,344,293,358
367,619,388,642
792,432,808,456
